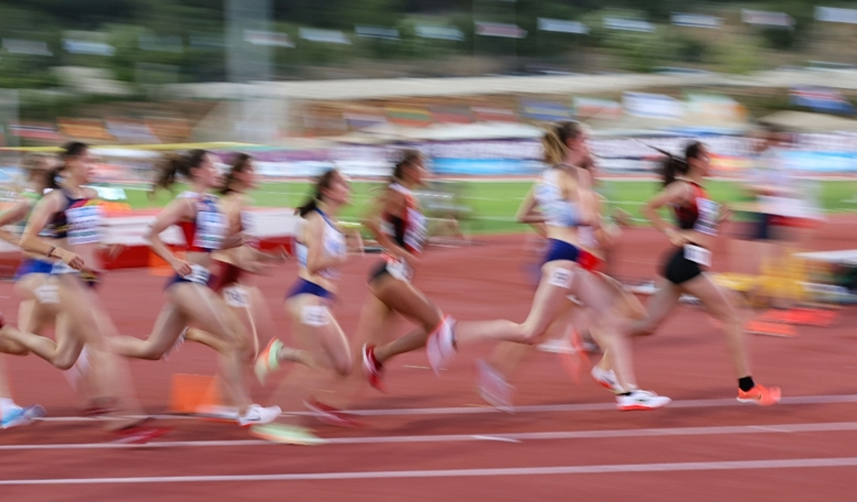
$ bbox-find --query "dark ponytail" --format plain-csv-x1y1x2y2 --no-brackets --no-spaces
296,169,340,218
220,152,252,196
150,149,208,197
654,141,703,187
46,166,63,190
392,149,422,182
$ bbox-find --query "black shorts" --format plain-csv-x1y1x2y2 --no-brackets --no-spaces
661,247,703,285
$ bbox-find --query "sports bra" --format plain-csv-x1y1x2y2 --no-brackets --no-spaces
382,183,427,255
48,189,103,245
672,181,719,236
295,209,346,280
533,167,582,228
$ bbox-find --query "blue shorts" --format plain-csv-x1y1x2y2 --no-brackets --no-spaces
285,278,333,301
14,258,55,282
543,239,602,271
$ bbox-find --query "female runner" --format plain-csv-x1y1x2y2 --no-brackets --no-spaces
358,150,455,392
254,168,364,425
592,142,781,405
3,142,160,438
178,153,302,365
426,121,670,411
108,149,281,426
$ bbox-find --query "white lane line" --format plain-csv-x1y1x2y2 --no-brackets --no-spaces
33,393,857,424
3,457,857,485
5,421,857,451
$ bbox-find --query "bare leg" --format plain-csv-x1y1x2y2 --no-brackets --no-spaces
370,278,442,365
681,274,752,379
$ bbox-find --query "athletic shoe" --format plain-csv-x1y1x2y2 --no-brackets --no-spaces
2,405,45,429
113,426,173,445
616,390,671,411
237,404,282,427
254,338,283,385
537,337,576,354
426,316,455,376
475,359,515,413
591,366,623,394
737,384,781,406
304,399,362,428
361,344,385,392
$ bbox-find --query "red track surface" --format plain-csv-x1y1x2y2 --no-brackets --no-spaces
3,218,857,501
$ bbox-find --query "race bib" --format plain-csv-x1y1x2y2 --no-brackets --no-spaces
386,258,413,282
301,305,329,327
51,261,76,275
34,284,59,304
185,264,211,285
66,204,103,245
548,268,574,289
194,209,227,250
693,198,720,237
684,244,712,267
223,284,249,307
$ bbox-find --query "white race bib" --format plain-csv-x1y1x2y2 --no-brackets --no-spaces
548,268,574,289
684,244,712,267
194,209,227,250
223,284,249,307
66,204,103,245
51,261,76,275
185,264,211,285
386,258,413,282
693,198,720,237
301,305,329,327
34,284,59,304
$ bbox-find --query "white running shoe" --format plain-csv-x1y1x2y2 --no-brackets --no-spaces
616,390,671,411
237,404,282,427
426,316,456,376
590,366,623,394
475,360,515,413
537,337,576,354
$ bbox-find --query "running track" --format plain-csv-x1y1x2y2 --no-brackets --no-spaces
2,219,857,501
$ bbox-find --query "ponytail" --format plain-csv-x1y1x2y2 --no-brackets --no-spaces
542,121,584,166
46,166,63,190
150,149,208,197
653,141,703,187
295,169,340,218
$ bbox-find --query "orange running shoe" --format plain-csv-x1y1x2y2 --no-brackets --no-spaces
737,384,781,406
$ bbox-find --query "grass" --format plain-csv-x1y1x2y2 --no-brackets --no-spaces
115,178,857,235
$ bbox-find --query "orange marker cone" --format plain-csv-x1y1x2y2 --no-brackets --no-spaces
168,374,221,414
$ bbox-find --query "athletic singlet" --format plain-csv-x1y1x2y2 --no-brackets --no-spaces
671,181,719,237
533,167,582,228
48,190,103,245
176,191,227,252
295,209,346,281
382,183,427,255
